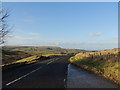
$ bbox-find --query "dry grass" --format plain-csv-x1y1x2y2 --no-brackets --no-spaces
15,55,39,63
70,49,120,85
2,49,32,65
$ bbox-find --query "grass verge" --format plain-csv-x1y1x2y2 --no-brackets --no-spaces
69,49,120,85
2,55,40,71
2,54,66,71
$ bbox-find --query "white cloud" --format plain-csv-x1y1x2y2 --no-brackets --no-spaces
20,17,38,23
13,29,41,38
88,32,102,37
4,33,118,50
59,42,117,50
16,13,41,24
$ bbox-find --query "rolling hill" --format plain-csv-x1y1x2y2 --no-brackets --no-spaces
2,46,86,64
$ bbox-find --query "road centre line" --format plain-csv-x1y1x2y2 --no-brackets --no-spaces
47,60,54,65
64,79,66,82
6,58,57,86
6,67,42,86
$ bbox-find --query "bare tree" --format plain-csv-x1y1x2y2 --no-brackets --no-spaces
0,7,10,45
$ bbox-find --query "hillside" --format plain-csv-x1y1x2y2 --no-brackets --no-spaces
70,48,120,85
2,46,86,65
3,46,85,55
2,49,32,64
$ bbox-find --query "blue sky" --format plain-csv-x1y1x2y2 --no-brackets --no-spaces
3,2,118,50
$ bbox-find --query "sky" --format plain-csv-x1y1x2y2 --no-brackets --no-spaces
3,2,118,50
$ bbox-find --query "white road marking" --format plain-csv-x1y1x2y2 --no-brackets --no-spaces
6,59,56,86
6,67,42,86
47,60,54,65
64,79,66,82
64,79,66,88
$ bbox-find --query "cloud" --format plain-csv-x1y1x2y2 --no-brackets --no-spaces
88,32,102,37
20,17,39,23
5,34,118,50
13,29,41,38
17,13,40,24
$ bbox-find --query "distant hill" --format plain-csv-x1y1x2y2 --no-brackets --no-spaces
3,46,86,55
2,46,86,64
2,49,32,64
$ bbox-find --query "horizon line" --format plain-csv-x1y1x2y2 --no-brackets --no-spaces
2,45,118,51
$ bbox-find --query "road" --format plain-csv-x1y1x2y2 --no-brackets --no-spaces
2,55,119,88
2,56,70,88
67,64,119,88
